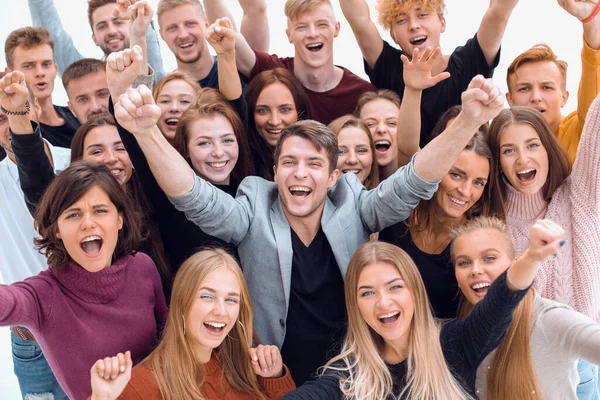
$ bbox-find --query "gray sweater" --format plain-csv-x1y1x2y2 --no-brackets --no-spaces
476,295,600,400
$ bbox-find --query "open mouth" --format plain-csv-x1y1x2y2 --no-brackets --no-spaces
471,282,491,297
204,321,226,334
378,311,400,325
35,82,48,90
409,36,427,46
306,43,324,52
206,161,228,170
375,140,391,153
80,235,104,256
516,168,536,184
289,186,312,197
342,169,361,175
179,42,194,50
165,118,179,127
448,195,467,206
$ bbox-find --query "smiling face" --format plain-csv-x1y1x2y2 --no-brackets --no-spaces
56,185,123,272
390,6,445,59
91,4,131,55
254,82,299,149
66,71,110,124
507,61,568,131
454,228,513,305
11,44,57,101
498,123,549,195
82,125,133,185
286,3,340,70
359,98,399,168
159,4,209,65
274,135,339,222
189,266,241,360
156,79,196,140
357,262,414,348
186,115,239,185
432,150,489,219
337,126,373,185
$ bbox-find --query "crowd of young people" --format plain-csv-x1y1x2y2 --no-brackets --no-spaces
0,0,599,399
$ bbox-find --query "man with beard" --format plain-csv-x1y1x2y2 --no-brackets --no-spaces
27,0,165,81
62,58,111,124
4,27,80,148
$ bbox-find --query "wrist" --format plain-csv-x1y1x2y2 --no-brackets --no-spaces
404,86,423,95
581,3,600,24
1,100,30,116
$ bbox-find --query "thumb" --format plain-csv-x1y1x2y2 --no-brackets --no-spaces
431,71,451,85
131,45,144,63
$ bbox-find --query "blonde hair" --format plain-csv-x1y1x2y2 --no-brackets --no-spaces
157,0,205,24
451,217,542,400
284,0,333,21
325,241,473,400
140,249,266,400
152,71,201,102
376,0,446,29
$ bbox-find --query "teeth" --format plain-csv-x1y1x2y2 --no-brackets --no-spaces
517,169,535,175
307,43,322,49
81,236,101,243
208,162,226,168
449,195,467,205
290,186,310,192
343,170,360,174
375,140,390,146
266,129,282,134
379,312,399,319
179,43,194,49
111,169,122,176
410,36,427,44
205,322,225,328
471,282,491,290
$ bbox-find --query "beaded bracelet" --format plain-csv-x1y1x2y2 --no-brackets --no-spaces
0,100,30,116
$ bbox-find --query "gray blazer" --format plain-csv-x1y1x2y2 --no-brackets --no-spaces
170,158,439,347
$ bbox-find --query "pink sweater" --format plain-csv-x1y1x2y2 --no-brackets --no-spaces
505,93,600,322
0,252,169,400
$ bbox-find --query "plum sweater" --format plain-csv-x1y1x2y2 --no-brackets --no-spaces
0,252,169,400
505,93,600,322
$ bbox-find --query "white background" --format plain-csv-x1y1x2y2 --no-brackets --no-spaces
0,0,586,397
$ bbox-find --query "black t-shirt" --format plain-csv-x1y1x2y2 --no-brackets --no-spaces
365,34,500,146
199,56,247,93
379,222,459,319
38,105,80,149
281,228,347,386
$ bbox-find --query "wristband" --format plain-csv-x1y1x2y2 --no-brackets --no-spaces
1,100,30,116
581,2,600,24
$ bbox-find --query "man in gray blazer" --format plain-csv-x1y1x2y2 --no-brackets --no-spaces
112,75,504,384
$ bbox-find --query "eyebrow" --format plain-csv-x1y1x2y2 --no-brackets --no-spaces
63,204,110,213
85,141,123,151
358,277,403,290
500,137,539,148
199,287,241,297
456,248,501,259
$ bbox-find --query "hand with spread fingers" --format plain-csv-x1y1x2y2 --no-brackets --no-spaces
401,47,451,91
114,85,161,136
460,75,504,127
205,17,236,55
90,351,133,400
0,71,30,114
106,45,144,99
249,345,284,378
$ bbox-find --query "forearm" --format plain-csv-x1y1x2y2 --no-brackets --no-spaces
506,250,538,291
477,2,515,65
397,87,422,167
339,0,383,68
234,32,257,78
130,34,149,79
204,0,238,30
133,126,196,197
583,15,600,50
239,0,269,52
217,51,242,100
413,113,480,182
146,23,166,83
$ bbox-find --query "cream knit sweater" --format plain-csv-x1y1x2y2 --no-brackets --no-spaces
505,93,600,322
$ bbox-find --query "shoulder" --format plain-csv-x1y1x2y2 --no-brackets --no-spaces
46,142,71,173
339,67,376,89
120,366,161,399
123,253,158,273
253,50,293,70
328,173,365,201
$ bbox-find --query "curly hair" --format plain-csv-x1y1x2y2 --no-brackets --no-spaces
376,0,446,29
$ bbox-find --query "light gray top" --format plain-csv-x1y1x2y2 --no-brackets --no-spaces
169,156,439,347
476,295,600,400
27,0,165,82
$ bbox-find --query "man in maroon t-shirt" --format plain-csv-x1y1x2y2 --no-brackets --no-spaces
232,0,375,125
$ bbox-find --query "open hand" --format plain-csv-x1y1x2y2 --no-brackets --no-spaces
205,18,236,55
90,351,133,400
114,85,161,135
106,45,144,98
400,47,450,90
0,71,29,113
525,219,566,263
249,345,283,378
460,75,504,127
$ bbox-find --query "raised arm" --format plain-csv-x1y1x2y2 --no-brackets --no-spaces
27,0,84,75
476,0,519,66
114,0,151,77
414,75,503,182
234,31,257,78
560,0,600,49
397,47,450,167
90,352,133,400
339,0,384,69
239,0,269,52
205,18,243,100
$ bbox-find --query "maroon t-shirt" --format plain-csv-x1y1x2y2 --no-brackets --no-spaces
251,50,376,125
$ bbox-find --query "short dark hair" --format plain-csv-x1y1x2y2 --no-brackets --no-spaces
274,120,339,173
62,58,107,92
88,0,117,30
5,26,54,68
34,160,143,270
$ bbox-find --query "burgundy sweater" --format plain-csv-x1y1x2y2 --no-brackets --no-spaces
0,252,168,400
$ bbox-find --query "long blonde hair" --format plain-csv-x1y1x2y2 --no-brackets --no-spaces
451,217,541,400
140,249,266,400
325,241,473,400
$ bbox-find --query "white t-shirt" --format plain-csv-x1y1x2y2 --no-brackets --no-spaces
0,143,70,284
